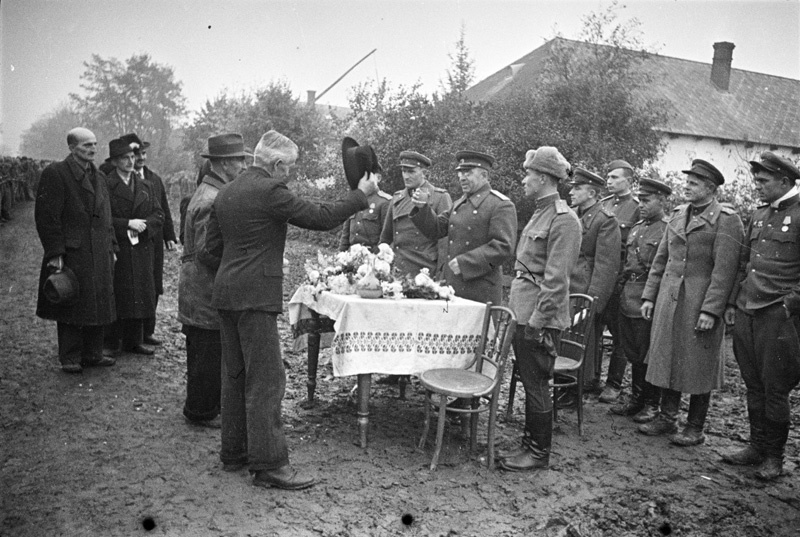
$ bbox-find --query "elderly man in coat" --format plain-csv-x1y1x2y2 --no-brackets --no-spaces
639,159,743,446
409,150,517,306
178,133,249,428
35,127,117,373
106,138,164,355
203,130,377,490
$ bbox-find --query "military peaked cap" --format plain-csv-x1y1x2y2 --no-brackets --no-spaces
570,167,605,188
638,177,672,197
398,150,431,168
682,159,724,185
455,150,494,171
749,151,800,181
606,159,634,173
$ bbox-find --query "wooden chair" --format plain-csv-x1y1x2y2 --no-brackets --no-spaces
418,304,517,470
506,294,596,436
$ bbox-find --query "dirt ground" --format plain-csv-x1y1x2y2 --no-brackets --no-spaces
2,200,799,537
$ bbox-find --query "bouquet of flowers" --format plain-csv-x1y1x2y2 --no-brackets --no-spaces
400,268,456,301
304,244,395,297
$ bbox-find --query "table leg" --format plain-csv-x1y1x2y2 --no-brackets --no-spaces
301,314,321,409
357,373,371,448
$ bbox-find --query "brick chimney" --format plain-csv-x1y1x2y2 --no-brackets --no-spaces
711,42,735,90
306,90,316,106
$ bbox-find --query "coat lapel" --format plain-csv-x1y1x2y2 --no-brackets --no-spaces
686,199,721,234
132,174,149,213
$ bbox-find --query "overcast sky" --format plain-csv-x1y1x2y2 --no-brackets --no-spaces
1,0,798,155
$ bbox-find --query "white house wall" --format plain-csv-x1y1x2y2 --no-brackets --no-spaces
651,135,799,185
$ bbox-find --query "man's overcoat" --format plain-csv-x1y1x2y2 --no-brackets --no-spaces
35,155,116,325
107,172,163,319
642,199,743,393
142,166,176,295
569,201,621,313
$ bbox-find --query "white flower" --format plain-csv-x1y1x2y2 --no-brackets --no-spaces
357,263,370,277
377,243,395,263
414,268,435,288
373,259,391,276
437,285,455,300
308,270,320,284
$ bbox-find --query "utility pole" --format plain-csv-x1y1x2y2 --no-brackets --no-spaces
307,48,377,106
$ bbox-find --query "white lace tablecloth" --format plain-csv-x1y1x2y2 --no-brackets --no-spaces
288,287,486,377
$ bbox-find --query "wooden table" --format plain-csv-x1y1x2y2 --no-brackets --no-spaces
289,289,486,448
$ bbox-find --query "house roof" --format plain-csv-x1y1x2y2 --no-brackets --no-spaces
464,38,800,149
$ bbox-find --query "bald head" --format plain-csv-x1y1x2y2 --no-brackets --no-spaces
67,127,98,164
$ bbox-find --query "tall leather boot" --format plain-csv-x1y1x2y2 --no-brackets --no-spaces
671,392,710,446
755,418,789,481
500,411,552,471
610,362,645,417
634,380,660,424
722,405,766,466
639,388,679,436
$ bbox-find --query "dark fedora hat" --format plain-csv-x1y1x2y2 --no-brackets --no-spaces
120,133,144,152
43,267,79,305
201,133,250,159
342,137,382,190
106,138,138,162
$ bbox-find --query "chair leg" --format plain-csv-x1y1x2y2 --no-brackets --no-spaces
469,398,479,452
506,361,518,420
419,390,431,449
430,394,448,471
577,368,584,437
487,398,498,469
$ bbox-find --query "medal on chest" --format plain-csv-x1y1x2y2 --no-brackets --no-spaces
782,215,791,232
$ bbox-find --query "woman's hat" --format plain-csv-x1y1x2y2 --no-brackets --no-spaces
342,137,382,190
43,267,79,305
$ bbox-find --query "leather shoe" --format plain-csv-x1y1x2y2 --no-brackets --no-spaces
754,457,783,481
609,400,644,417
632,405,659,424
252,465,316,490
721,445,765,466
185,415,221,429
497,443,528,461
498,450,549,472
143,335,162,346
669,426,705,446
125,344,155,356
638,415,677,436
61,363,83,374
598,385,621,404
82,356,116,367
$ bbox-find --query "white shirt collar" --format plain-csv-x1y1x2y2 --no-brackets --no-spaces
772,186,799,208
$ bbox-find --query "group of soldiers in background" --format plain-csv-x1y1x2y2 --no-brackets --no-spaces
34,125,799,487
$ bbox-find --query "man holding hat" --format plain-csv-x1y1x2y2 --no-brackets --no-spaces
178,133,249,428
380,150,452,276
722,152,800,480
35,127,117,373
499,147,580,471
598,159,641,403
203,131,377,490
568,167,621,396
410,150,517,305
338,145,391,252
133,137,177,346
610,177,672,422
639,159,743,446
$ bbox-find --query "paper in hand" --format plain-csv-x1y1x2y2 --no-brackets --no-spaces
128,229,139,245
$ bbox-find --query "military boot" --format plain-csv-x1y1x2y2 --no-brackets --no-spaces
499,411,552,471
670,392,709,447
633,380,661,424
497,432,530,461
638,388,679,436
754,419,789,481
722,406,766,466
610,363,646,417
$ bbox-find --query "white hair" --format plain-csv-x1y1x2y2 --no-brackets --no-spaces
253,130,298,170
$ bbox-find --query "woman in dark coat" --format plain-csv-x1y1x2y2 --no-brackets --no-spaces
105,138,163,354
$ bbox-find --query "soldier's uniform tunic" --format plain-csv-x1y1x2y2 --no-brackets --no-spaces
600,192,641,388
380,180,451,277
410,182,517,305
569,200,621,383
509,193,581,412
339,190,391,252
731,193,800,426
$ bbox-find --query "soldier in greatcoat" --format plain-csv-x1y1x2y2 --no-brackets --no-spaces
722,152,800,481
499,147,581,471
639,159,743,446
35,127,117,373
568,168,621,393
609,178,672,423
598,159,641,403
409,150,517,306
379,151,451,277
